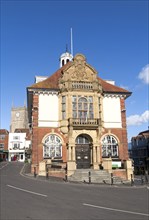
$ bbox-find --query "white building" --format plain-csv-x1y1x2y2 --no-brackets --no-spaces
8,131,31,162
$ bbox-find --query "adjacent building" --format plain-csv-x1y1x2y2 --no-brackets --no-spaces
8,129,31,162
10,106,29,132
131,130,149,174
27,52,133,180
0,129,9,161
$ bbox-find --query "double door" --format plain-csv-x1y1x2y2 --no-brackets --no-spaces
76,144,90,169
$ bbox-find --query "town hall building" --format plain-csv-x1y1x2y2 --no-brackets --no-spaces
27,52,133,181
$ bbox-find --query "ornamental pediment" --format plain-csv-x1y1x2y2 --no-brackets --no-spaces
61,54,98,82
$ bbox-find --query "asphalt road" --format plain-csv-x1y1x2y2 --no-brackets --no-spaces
0,162,149,220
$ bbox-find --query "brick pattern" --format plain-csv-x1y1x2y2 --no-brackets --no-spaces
29,55,131,177
0,129,9,160
31,94,129,174
100,128,129,161
113,169,127,179
31,93,68,170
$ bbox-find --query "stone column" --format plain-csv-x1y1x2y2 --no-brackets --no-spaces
68,146,72,161
97,146,100,164
67,144,76,176
90,146,93,165
72,146,76,161
124,159,134,181
93,145,99,170
93,146,96,163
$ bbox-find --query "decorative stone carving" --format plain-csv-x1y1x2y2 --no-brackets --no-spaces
71,55,88,81
59,54,101,93
60,126,68,134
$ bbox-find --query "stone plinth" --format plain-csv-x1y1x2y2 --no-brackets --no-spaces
102,158,112,173
67,161,76,176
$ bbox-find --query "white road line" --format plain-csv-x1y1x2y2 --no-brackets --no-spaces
0,163,9,170
7,184,47,197
83,203,149,217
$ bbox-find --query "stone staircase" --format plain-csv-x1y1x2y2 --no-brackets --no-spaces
68,169,130,185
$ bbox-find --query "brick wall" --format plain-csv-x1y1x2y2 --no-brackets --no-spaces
113,169,127,180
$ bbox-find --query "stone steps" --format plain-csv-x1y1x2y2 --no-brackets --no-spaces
68,169,111,184
68,169,129,184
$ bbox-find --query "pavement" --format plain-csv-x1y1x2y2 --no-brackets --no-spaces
21,162,149,188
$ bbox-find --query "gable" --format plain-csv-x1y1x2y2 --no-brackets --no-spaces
61,54,98,82
27,53,131,97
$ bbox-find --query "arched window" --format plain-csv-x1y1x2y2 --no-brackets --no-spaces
62,59,65,66
43,135,62,158
102,135,118,157
72,96,93,119
76,135,90,144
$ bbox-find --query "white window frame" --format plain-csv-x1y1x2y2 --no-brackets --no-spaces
102,135,118,157
43,135,62,159
12,142,20,150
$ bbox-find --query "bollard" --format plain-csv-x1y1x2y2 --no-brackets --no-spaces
65,172,68,182
145,171,148,183
88,171,91,184
65,166,68,182
111,173,113,185
131,174,134,186
141,175,144,185
46,166,49,180
34,167,36,178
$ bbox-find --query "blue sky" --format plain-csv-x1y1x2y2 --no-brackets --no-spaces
1,0,149,142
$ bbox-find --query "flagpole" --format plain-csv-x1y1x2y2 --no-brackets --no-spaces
71,28,73,56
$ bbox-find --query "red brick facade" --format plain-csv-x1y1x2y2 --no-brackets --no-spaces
0,129,9,161
27,54,132,177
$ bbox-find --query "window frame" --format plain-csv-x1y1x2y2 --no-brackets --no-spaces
0,143,4,150
102,135,118,158
62,96,66,119
43,134,62,159
72,95,94,119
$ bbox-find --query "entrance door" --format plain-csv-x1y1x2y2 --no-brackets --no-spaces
76,144,90,169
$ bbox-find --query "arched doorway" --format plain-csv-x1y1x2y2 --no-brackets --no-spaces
75,134,92,169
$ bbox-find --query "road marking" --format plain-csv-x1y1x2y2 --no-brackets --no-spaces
0,162,9,170
83,203,149,217
20,164,25,175
7,184,47,197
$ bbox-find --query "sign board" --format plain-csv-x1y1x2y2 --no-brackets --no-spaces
112,161,121,168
